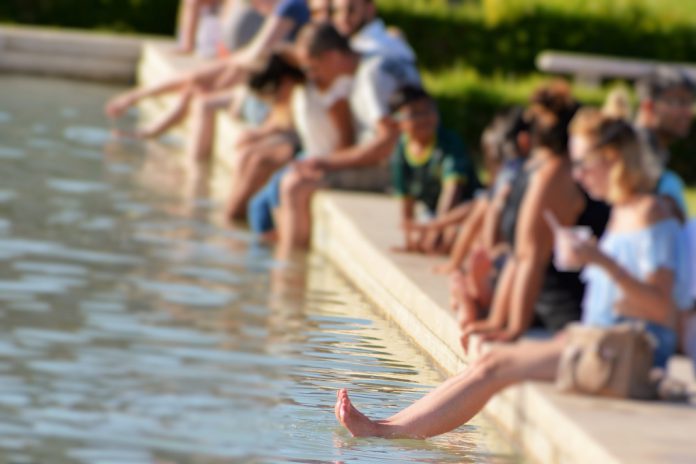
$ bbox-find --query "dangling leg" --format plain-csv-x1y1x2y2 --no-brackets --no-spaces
336,336,564,438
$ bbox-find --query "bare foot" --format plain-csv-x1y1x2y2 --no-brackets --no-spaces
449,271,476,326
467,248,492,300
105,93,137,119
335,389,379,437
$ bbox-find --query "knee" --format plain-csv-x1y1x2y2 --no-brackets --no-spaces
280,170,304,198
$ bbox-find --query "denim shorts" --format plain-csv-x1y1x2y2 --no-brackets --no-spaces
637,320,677,369
248,167,288,234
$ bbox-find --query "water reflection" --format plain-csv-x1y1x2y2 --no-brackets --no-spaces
0,75,521,463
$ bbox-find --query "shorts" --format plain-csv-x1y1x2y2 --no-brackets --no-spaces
248,167,288,234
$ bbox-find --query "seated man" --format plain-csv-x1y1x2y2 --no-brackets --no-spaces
635,66,695,220
388,85,480,254
273,22,420,259
242,52,354,237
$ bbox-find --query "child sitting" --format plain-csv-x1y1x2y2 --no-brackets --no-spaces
389,86,480,254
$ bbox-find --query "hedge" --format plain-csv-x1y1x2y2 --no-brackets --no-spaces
0,0,178,35
1,0,694,184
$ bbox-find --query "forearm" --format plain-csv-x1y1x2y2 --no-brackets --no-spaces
322,131,399,171
485,259,516,328
400,198,415,224
423,202,473,235
447,200,485,268
235,16,291,66
480,198,505,251
596,256,674,324
504,253,547,336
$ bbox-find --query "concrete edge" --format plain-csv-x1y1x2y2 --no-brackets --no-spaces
311,191,624,464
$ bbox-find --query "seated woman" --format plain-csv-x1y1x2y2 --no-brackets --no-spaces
334,108,692,439
224,53,307,221
438,109,530,327
242,53,354,237
457,82,610,345
105,0,311,162
388,86,481,254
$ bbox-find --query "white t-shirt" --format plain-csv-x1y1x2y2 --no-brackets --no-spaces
350,19,416,62
292,76,353,158
349,55,420,142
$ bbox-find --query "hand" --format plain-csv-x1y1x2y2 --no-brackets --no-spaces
432,261,458,275
105,92,136,119
293,158,326,180
390,226,422,253
459,319,503,353
571,237,603,266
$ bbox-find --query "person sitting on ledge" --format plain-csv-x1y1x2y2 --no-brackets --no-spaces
334,109,692,439
635,66,695,220
104,0,310,162
455,82,610,345
273,21,420,259
388,85,480,254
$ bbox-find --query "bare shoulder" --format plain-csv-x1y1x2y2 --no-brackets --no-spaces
634,195,674,227
529,158,579,201
524,159,583,226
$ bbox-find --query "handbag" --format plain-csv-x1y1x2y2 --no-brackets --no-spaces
556,322,657,400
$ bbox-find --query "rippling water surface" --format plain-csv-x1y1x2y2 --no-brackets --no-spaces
0,76,521,464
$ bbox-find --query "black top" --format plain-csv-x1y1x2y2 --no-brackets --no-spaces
498,163,610,332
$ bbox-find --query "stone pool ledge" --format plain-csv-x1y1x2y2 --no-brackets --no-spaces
0,25,161,83
312,191,696,464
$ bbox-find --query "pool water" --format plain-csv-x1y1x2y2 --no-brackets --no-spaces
0,75,522,463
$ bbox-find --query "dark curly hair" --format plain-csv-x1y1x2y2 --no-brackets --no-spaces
526,80,580,156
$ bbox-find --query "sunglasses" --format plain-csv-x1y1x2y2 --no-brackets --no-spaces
571,119,633,172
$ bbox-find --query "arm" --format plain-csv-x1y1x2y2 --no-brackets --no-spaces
314,117,400,171
418,182,464,253
476,167,583,341
433,198,486,274
579,246,676,326
480,183,510,251
213,13,297,89
436,182,463,218
233,15,295,67
401,197,416,226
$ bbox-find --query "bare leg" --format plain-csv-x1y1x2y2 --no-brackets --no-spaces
276,171,320,259
336,336,564,438
225,139,294,220
449,272,479,332
433,198,487,275
104,60,227,119
135,86,196,138
187,89,238,162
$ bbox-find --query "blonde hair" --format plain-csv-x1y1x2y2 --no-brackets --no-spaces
570,108,661,203
601,86,633,121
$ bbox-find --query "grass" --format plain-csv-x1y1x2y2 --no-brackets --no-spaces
376,0,696,195
686,188,696,216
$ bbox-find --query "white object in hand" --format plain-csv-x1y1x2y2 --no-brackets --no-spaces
544,209,592,272
553,226,592,271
